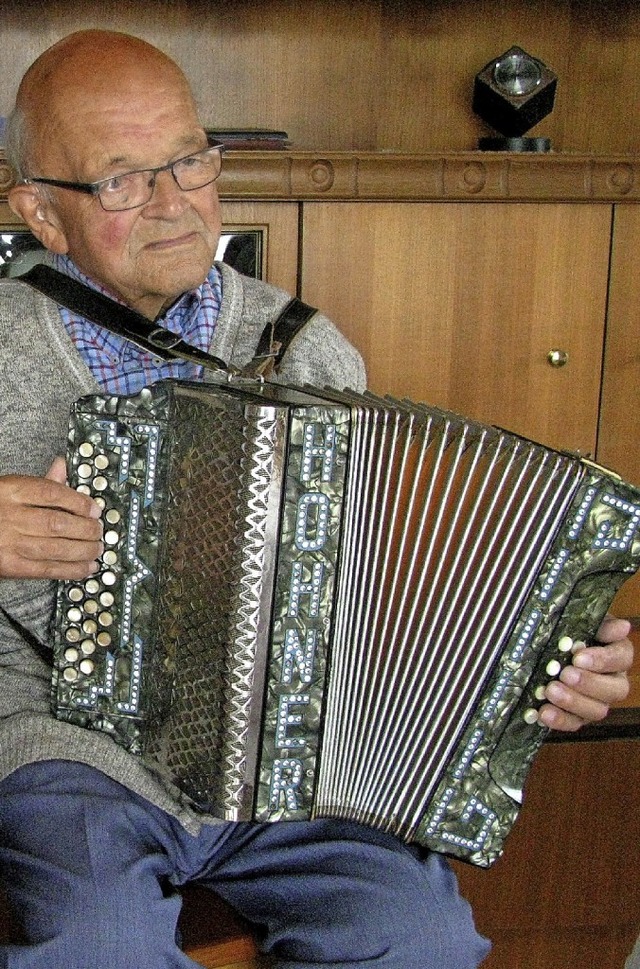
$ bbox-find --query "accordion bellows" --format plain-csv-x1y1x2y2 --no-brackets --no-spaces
52,379,640,867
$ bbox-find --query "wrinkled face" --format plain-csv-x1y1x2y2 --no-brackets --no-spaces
29,68,221,318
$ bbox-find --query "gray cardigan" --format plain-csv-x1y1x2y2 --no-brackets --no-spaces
0,262,366,833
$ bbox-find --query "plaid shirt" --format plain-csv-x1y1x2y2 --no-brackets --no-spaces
52,254,222,394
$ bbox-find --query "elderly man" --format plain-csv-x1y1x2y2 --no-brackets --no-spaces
0,29,633,969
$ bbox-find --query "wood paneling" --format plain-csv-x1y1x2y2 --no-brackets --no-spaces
5,150,640,204
1,0,640,154
453,737,640,969
618,627,640,709
300,200,610,454
599,205,640,621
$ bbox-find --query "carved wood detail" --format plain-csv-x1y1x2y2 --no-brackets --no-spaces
1,151,640,204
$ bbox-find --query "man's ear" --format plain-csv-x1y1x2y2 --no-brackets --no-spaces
8,183,69,254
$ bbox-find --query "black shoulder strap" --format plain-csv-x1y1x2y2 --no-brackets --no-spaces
19,263,318,376
254,297,318,367
19,264,230,371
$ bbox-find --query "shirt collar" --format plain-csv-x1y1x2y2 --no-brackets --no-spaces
51,253,222,341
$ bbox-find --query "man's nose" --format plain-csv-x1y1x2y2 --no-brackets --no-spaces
145,168,188,212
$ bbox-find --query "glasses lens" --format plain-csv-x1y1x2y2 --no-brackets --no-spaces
173,147,223,191
98,172,153,211
96,147,223,211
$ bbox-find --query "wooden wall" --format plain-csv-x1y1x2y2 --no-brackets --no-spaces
1,0,640,154
453,736,640,969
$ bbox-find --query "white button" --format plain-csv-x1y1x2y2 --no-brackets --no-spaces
558,635,573,653
546,659,562,677
523,708,539,724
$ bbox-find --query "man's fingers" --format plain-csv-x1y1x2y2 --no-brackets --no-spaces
538,703,590,732
0,551,101,581
5,473,102,522
45,456,68,485
594,614,632,645
0,471,104,580
572,639,634,675
22,476,103,520
17,506,103,544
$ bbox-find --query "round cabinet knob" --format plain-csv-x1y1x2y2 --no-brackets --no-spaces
547,348,569,368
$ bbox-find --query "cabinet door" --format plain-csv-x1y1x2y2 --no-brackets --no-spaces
301,202,611,455
598,204,640,621
220,201,299,294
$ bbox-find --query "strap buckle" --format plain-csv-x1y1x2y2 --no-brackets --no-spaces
147,328,183,350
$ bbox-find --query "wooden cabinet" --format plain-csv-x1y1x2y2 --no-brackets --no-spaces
216,151,640,625
599,206,640,621
300,200,611,455
452,736,640,969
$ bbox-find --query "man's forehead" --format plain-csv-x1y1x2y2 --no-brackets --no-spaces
89,131,207,175
37,84,202,176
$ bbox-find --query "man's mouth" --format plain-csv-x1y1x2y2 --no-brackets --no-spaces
144,231,200,251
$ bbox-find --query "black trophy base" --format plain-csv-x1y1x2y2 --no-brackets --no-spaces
478,136,551,153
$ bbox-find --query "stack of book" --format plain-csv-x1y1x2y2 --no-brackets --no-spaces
206,129,290,150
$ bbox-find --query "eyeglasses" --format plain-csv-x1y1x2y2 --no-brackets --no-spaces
26,142,225,212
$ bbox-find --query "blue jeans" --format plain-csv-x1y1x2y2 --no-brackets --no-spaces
0,760,490,968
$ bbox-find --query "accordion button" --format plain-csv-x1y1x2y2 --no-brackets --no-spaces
66,607,82,623
79,659,95,676
523,707,539,724
104,530,119,546
105,509,121,525
65,628,81,643
76,485,91,496
68,587,84,603
80,640,96,655
102,571,117,587
558,635,574,653
77,463,92,479
92,476,108,492
546,659,562,677
64,647,80,663
99,592,115,607
78,442,94,458
82,619,98,635
85,579,100,595
98,612,113,627
84,599,98,615
63,667,79,683
102,550,118,567
97,632,111,647
94,454,110,471
534,685,547,701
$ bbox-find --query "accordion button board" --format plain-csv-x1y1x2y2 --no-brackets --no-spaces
52,378,640,867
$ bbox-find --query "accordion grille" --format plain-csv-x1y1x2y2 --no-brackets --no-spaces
144,394,279,814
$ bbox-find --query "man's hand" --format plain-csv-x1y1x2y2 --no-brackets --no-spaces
0,457,103,580
539,615,634,731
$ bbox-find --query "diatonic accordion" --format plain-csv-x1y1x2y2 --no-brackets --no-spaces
52,378,640,867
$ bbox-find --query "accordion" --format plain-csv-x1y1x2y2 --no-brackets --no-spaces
52,378,640,867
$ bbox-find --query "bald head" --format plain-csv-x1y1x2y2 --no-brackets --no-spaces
6,30,221,319
8,31,196,177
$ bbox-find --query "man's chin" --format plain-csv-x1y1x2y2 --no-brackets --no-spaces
141,254,213,305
